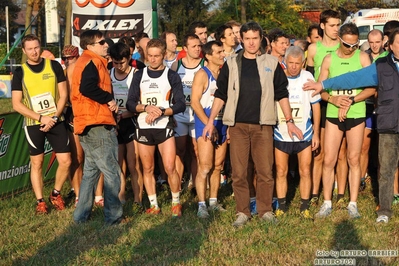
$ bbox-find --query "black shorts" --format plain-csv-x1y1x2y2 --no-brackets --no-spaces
24,122,71,156
274,140,312,155
135,128,174,145
326,117,365,132
63,106,74,132
117,118,136,144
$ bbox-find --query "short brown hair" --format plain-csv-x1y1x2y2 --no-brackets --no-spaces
146,38,166,55
22,34,40,48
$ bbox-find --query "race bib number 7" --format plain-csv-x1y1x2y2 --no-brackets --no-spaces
31,92,57,116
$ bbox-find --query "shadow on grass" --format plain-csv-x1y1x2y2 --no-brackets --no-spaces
11,207,132,265
122,179,231,264
331,220,382,266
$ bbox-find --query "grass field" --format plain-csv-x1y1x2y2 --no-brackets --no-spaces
1,173,399,265
0,98,13,114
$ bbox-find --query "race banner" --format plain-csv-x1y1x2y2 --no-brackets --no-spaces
71,0,153,47
45,0,60,43
0,113,58,197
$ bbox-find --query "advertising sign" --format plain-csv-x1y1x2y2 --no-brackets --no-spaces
71,0,152,46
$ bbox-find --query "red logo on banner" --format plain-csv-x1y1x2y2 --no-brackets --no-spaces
0,118,4,136
75,0,136,8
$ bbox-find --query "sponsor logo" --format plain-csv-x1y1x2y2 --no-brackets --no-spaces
73,14,144,38
138,136,148,142
0,118,11,158
75,0,136,8
264,67,272,72
0,162,31,181
341,62,349,65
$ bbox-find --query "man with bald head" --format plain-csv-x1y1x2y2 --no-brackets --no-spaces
366,29,384,62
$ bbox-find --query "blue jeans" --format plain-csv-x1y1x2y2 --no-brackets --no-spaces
73,126,123,225
377,133,399,218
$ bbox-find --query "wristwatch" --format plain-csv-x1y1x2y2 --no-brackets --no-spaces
349,96,355,105
159,107,166,116
52,116,59,122
286,118,295,124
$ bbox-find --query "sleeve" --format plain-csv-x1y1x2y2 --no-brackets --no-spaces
215,62,229,102
80,61,114,104
50,60,66,83
11,67,23,91
126,69,143,112
322,63,379,90
273,63,289,101
169,70,186,114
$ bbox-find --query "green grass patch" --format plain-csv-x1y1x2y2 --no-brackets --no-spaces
0,98,13,114
1,176,399,265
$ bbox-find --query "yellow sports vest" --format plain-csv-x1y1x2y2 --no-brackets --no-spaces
21,59,58,126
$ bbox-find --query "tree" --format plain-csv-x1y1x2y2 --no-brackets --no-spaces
158,0,213,43
209,0,310,38
0,0,21,44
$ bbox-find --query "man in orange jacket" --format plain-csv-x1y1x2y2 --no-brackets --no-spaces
71,30,123,225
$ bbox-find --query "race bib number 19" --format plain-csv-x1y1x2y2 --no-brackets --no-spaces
31,92,57,116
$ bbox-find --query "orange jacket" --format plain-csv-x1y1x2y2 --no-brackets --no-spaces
71,49,115,134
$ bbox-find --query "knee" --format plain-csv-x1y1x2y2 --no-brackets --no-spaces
163,163,176,176
347,155,360,167
198,163,213,176
275,167,288,179
298,168,311,179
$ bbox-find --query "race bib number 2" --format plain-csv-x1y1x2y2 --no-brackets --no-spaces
31,92,57,116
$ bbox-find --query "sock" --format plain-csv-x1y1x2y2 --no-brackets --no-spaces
337,194,344,201
95,196,103,202
148,194,158,207
348,201,357,208
172,191,180,204
278,197,287,211
37,198,45,204
311,194,318,199
324,200,332,208
198,201,206,207
300,199,310,212
52,189,60,197
209,198,217,206
250,197,256,203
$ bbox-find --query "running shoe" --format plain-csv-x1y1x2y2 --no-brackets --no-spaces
314,203,332,219
250,200,258,216
300,209,312,219
197,205,210,218
261,211,278,224
359,177,367,192
49,194,65,211
232,212,249,227
347,204,361,219
171,203,182,217
310,196,319,207
376,215,389,223
208,203,226,212
36,201,48,214
335,197,347,209
146,205,161,215
275,208,285,217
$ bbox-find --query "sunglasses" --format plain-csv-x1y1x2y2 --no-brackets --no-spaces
91,39,106,46
62,56,76,61
339,37,359,49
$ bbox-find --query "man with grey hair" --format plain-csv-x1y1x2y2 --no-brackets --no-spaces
274,46,321,219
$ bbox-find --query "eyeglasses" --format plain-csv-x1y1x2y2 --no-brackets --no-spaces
339,37,359,49
62,56,76,61
91,39,106,46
